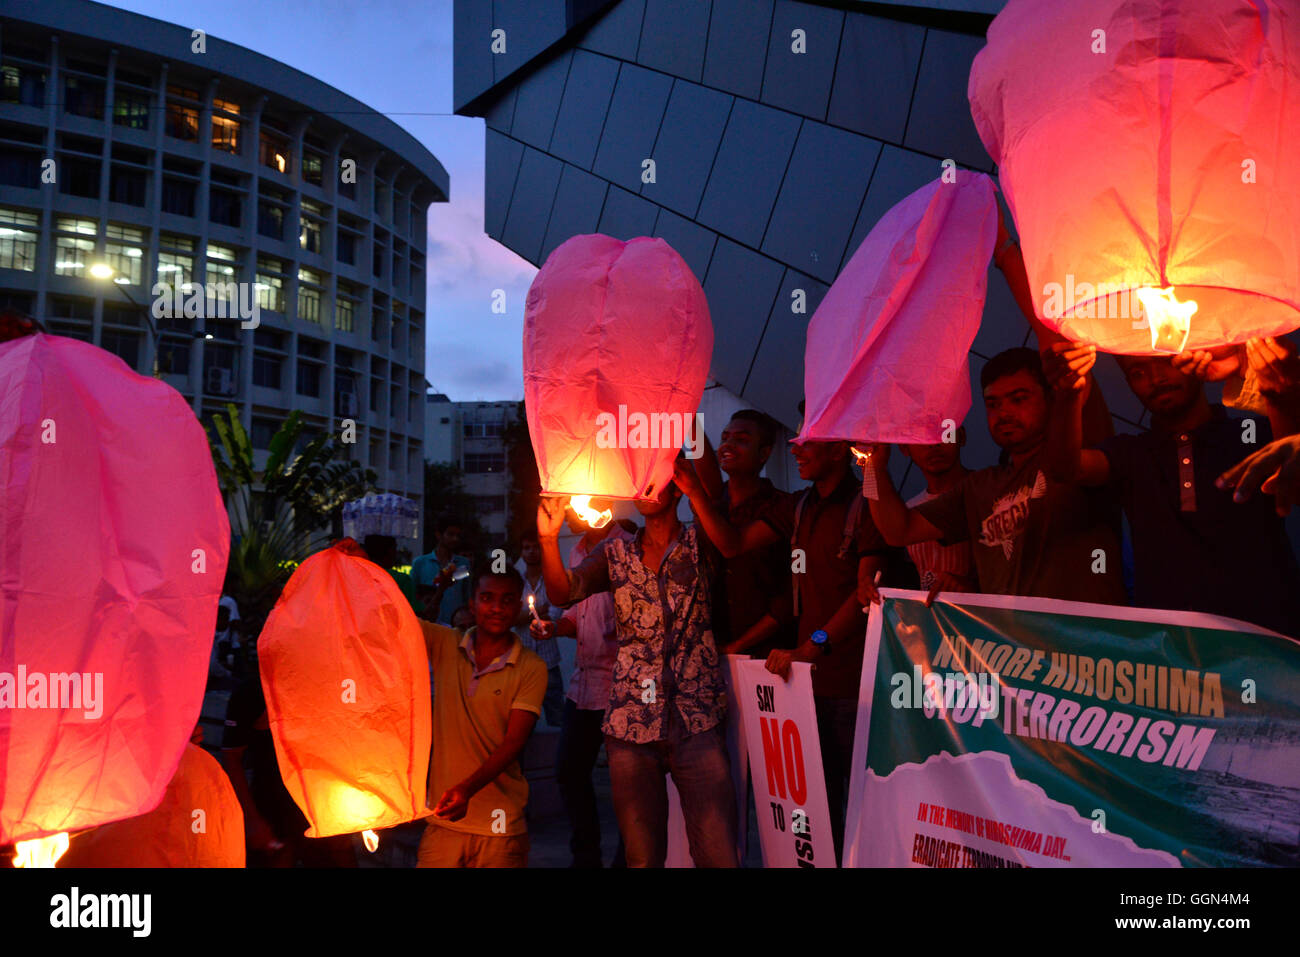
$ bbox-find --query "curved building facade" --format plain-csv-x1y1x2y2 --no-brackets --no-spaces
454,0,1156,499
0,0,448,504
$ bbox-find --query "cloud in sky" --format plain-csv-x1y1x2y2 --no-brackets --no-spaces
107,0,538,401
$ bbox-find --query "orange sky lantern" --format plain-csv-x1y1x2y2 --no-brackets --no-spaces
523,234,713,510
0,331,229,866
257,539,431,846
969,0,1300,353
58,744,244,868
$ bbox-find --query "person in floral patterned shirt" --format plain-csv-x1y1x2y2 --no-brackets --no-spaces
537,481,739,868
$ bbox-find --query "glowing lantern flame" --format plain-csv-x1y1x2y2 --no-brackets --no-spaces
1136,287,1198,354
850,446,880,500
362,829,379,853
13,832,69,868
570,495,612,529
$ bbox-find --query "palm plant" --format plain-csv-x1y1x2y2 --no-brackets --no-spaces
208,404,376,628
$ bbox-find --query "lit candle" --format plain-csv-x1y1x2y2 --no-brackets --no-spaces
528,594,540,621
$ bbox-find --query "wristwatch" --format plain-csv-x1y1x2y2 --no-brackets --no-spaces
811,629,831,656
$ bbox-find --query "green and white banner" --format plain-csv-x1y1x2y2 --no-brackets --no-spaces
845,590,1300,868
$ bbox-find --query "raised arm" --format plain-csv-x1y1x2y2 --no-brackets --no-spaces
861,445,944,546
673,458,779,557
1042,342,1111,486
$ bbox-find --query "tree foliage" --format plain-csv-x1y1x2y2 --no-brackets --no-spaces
208,404,376,628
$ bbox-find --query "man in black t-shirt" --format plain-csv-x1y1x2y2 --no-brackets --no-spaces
1044,337,1300,636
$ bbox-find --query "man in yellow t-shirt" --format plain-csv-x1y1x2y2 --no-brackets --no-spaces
417,566,547,867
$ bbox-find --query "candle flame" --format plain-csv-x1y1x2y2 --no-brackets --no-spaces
570,495,612,529
362,829,379,853
13,832,69,868
1136,286,1197,354
850,446,872,465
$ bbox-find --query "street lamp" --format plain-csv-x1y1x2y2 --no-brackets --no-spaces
90,261,162,378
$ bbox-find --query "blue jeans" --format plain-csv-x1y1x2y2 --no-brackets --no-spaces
605,708,739,868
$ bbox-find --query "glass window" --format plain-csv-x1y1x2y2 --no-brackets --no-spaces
211,98,240,154
252,352,281,389
165,85,199,141
210,188,242,228
105,223,145,243
104,242,144,285
259,130,289,173
112,88,149,130
99,328,139,369
160,233,194,252
157,337,190,375
57,217,97,236
298,285,321,324
206,258,239,297
157,251,194,288
2,63,46,108
296,360,321,397
337,230,355,265
464,452,506,474
162,177,196,216
302,151,324,187
207,242,236,260
63,75,104,118
335,295,354,332
257,202,283,239
54,236,94,276
255,273,283,313
109,165,147,206
58,157,100,199
300,217,321,254
0,208,39,272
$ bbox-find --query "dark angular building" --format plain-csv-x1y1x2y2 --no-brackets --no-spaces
454,0,1149,496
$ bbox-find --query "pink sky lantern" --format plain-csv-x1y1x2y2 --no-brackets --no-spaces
798,173,998,448
0,331,229,864
523,234,713,523
969,0,1300,354
258,539,431,849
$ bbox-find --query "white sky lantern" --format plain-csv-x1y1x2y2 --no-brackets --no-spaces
969,0,1300,353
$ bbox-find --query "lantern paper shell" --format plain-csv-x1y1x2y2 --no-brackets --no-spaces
258,539,431,838
523,234,714,501
969,0,1300,353
798,173,998,445
58,744,245,868
0,333,230,845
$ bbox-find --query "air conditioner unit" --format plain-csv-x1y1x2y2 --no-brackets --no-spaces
337,392,358,416
206,366,235,395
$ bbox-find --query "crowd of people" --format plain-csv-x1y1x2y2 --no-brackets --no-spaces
214,221,1300,869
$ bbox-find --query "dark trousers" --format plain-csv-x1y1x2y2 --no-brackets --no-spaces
815,695,858,867
556,698,621,867
605,709,739,868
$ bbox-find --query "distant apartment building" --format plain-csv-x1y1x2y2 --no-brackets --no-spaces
425,394,516,537
0,0,448,509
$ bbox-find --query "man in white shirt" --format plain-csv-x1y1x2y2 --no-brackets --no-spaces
515,529,565,727
530,503,633,867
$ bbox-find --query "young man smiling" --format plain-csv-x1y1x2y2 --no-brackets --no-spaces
416,567,547,868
